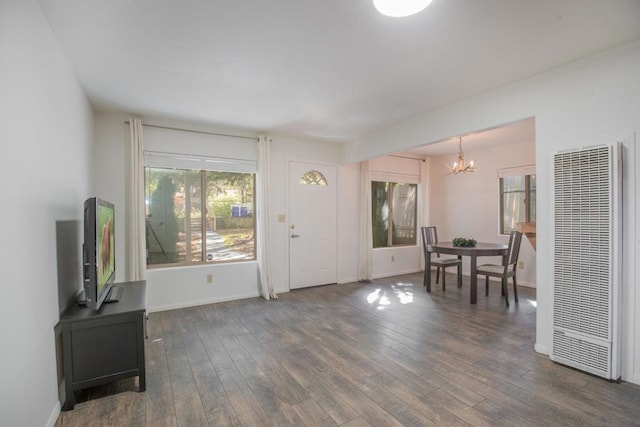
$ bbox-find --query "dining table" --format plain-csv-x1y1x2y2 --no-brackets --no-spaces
425,241,508,304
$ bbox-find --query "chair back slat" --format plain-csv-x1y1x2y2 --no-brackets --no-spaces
421,226,438,255
506,231,523,267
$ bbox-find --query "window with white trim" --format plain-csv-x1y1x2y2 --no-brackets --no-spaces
498,165,536,235
372,181,417,248
145,152,256,267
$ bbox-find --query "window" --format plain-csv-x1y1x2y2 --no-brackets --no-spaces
300,170,328,186
500,173,536,234
372,181,417,248
145,167,256,266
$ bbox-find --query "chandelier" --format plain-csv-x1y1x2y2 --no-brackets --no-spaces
446,137,476,174
373,0,433,17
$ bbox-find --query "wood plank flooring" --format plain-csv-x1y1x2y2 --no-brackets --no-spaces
57,272,640,426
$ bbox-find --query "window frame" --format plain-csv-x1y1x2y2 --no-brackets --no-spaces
499,173,536,235
371,180,418,248
144,165,257,269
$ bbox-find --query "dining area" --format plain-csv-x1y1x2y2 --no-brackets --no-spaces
421,226,525,307
366,131,537,307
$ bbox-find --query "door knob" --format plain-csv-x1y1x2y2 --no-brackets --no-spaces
290,233,300,238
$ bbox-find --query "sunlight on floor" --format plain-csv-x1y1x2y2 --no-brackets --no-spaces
367,282,414,310
393,282,414,304
367,288,381,304
366,288,390,310
528,299,537,308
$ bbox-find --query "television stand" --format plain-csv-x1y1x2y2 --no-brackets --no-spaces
56,280,146,410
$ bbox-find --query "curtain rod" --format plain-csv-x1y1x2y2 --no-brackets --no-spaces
124,121,259,141
498,163,536,172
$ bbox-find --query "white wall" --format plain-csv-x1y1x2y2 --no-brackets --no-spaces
93,113,128,281
372,246,422,278
259,136,359,292
0,1,93,426
365,146,538,283
350,40,640,384
337,162,360,284
147,261,260,310
93,113,262,311
428,140,537,286
92,116,361,309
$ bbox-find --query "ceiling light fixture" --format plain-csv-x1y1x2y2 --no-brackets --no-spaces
446,137,476,174
373,0,433,17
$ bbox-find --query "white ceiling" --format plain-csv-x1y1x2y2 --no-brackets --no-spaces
39,0,640,145
399,117,536,157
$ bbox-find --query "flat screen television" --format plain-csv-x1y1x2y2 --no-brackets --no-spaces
83,197,116,310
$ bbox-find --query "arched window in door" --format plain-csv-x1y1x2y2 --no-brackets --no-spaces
300,170,328,186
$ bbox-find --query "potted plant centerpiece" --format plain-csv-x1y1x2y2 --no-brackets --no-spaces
452,237,477,247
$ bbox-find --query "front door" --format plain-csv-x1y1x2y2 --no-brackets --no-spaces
288,161,337,289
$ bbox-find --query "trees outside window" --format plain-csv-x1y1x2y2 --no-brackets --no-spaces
500,174,536,234
372,181,417,248
145,167,256,267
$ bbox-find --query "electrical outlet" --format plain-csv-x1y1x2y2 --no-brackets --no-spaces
517,261,524,269
206,274,213,283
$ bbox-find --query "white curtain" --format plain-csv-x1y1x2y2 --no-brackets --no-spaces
358,160,373,281
257,135,277,300
128,118,146,281
420,158,430,271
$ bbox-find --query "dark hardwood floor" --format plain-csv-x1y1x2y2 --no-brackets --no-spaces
58,272,640,426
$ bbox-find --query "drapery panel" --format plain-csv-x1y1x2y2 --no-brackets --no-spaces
358,160,372,281
128,118,146,280
420,158,430,270
257,135,277,299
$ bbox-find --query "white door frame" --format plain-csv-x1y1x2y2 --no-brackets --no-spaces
287,159,338,290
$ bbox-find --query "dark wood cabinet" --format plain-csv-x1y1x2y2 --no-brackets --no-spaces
56,280,146,410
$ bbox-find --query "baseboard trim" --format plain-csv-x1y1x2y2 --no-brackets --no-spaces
338,276,359,284
47,401,61,427
147,291,261,313
372,268,422,279
535,342,549,355
517,281,536,288
428,269,536,288
623,374,640,386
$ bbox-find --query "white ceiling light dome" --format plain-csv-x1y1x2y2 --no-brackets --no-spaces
374,0,433,17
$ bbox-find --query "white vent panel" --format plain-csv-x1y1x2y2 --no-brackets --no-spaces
552,330,610,377
551,145,621,380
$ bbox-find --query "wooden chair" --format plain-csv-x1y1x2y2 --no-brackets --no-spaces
421,226,462,290
476,231,523,307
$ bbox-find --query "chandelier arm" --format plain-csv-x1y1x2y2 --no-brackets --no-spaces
445,136,476,175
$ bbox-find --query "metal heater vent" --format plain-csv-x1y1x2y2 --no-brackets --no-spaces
551,144,621,380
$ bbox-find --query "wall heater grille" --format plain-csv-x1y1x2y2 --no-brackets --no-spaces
551,144,621,380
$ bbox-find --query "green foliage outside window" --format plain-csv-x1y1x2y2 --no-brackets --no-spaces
145,167,256,266
372,181,417,248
